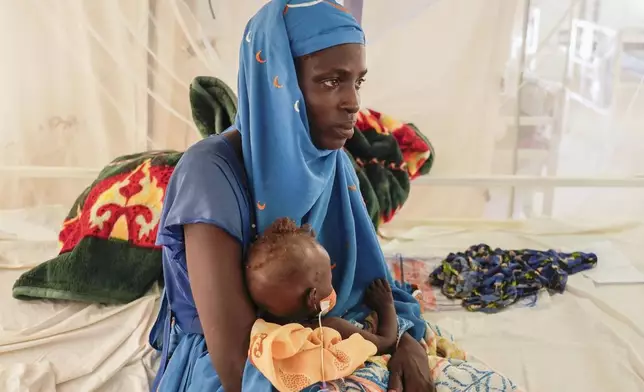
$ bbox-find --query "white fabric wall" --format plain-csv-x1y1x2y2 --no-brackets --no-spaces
0,0,642,223
0,1,151,208
360,0,517,221
0,0,516,219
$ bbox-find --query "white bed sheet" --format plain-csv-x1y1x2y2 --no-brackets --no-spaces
381,219,644,392
0,206,159,392
2,206,644,392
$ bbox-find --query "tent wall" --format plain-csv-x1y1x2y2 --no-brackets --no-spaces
0,0,643,224
359,0,517,220
0,1,150,208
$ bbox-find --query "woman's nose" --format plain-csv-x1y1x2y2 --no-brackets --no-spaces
340,87,360,114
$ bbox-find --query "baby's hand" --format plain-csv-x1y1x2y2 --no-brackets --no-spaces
365,279,398,354
364,279,394,312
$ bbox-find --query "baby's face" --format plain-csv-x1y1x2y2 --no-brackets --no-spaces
257,242,334,323
305,243,334,315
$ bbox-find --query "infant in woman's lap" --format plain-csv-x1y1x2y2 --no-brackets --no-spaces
244,218,398,390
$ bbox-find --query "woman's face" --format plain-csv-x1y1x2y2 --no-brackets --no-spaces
296,43,367,150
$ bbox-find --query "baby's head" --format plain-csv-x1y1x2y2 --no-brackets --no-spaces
246,217,334,322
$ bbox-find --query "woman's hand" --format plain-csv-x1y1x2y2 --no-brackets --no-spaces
387,333,435,392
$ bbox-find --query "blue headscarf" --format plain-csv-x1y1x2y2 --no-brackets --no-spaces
234,0,425,338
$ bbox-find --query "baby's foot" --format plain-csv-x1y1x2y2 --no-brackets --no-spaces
364,279,394,313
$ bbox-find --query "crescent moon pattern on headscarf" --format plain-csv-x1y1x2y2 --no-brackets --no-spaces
255,50,267,63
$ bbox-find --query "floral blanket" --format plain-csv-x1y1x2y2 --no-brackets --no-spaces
312,316,521,391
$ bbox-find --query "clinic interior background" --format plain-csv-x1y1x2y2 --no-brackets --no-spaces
0,0,643,226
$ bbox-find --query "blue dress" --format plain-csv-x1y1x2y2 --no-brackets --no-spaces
147,133,522,392
149,134,258,391
148,133,424,391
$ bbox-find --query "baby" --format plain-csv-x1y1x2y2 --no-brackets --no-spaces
245,217,399,355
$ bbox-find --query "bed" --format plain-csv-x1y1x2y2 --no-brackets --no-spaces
381,218,644,392
2,206,643,391
0,206,159,392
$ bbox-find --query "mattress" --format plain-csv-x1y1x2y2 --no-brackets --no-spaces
0,206,159,392
381,218,644,392
1,206,643,391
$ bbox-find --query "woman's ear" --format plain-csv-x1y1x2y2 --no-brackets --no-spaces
306,287,319,314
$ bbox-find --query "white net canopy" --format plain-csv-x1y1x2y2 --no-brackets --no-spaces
1,0,643,223
1,4,644,392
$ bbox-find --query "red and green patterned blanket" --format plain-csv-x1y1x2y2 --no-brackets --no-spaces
12,77,434,304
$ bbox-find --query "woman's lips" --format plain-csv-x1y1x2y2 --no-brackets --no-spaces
333,123,356,138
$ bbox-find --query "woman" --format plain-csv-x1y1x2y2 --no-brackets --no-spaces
149,1,517,391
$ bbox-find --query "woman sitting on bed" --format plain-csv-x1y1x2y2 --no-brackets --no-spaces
148,1,519,391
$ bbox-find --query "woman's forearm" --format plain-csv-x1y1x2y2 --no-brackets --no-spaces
203,298,256,391
184,223,257,392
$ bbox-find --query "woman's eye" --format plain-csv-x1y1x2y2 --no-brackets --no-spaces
356,78,366,89
322,79,340,88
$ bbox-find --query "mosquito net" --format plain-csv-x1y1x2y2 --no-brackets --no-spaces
1,0,643,223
